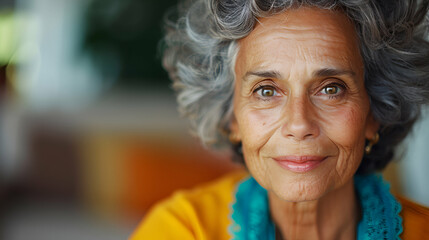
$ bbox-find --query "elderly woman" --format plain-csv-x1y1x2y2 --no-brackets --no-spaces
131,0,429,239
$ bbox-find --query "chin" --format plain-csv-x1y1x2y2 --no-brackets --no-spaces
271,183,331,202
273,179,332,202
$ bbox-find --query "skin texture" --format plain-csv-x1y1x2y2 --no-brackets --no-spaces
230,7,380,239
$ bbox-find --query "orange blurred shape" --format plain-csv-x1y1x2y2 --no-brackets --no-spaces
121,136,242,219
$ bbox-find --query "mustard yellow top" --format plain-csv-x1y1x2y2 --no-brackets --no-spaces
129,170,429,240
129,171,248,240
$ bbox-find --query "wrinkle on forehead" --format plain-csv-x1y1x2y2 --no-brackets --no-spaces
236,7,363,78
242,8,358,50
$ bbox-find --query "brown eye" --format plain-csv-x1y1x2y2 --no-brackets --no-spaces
257,86,277,97
322,85,340,95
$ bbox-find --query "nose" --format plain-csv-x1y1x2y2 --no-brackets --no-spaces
281,96,319,140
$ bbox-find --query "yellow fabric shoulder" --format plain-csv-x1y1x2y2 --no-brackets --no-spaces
397,195,429,239
129,170,248,240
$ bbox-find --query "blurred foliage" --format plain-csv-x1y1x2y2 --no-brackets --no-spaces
81,0,177,89
0,10,15,66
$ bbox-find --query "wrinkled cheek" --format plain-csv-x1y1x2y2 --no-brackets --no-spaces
326,106,367,175
240,108,281,148
238,108,281,176
337,107,366,146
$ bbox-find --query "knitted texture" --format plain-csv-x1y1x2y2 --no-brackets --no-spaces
355,174,403,240
229,176,275,240
229,174,402,239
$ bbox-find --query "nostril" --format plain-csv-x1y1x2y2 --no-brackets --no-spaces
304,133,313,138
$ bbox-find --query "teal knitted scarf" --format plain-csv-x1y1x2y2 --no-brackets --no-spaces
229,174,403,239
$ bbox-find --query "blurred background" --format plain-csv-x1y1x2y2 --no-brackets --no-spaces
0,0,427,239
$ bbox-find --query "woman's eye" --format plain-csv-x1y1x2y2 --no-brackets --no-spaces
256,86,278,97
321,85,342,95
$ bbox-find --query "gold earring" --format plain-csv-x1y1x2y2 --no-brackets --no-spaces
365,133,380,155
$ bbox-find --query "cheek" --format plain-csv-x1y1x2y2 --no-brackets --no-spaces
314,90,368,143
328,104,368,148
239,107,282,148
237,107,282,183
326,105,368,177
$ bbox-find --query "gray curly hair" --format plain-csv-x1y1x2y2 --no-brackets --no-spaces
162,0,429,174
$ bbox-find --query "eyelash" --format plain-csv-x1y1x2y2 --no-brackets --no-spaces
319,82,347,99
253,83,280,101
252,80,348,101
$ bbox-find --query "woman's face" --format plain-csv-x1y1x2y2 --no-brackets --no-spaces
231,7,379,201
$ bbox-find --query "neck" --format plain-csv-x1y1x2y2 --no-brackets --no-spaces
269,179,360,240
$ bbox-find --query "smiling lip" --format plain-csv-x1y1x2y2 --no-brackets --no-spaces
273,156,326,173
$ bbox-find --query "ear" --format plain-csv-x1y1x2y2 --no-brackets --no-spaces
364,112,380,140
229,113,242,143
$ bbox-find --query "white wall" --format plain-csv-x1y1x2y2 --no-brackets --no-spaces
400,106,429,206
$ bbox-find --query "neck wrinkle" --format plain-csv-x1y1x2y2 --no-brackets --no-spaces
269,179,360,240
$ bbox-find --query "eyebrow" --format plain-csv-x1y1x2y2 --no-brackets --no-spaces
244,70,282,81
243,68,356,81
313,68,356,78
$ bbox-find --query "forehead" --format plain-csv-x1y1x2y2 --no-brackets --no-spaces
236,7,362,74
